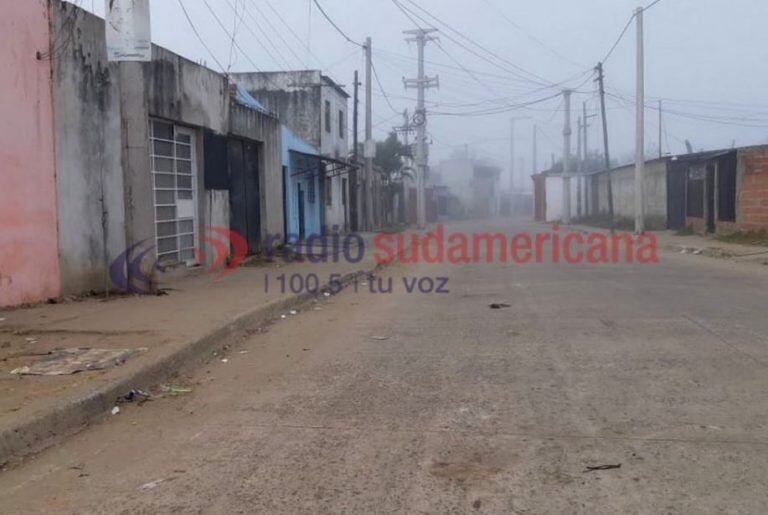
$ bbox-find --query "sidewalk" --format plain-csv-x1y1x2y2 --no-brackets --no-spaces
560,222,768,266
0,232,393,463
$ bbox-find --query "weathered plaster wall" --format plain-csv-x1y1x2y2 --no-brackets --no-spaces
324,174,350,231
319,77,349,159
51,2,126,294
148,46,228,134
595,159,668,227
233,71,322,149
0,0,61,306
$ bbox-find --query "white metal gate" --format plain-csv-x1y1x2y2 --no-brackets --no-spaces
150,120,198,265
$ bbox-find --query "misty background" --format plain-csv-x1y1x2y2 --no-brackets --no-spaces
81,0,768,190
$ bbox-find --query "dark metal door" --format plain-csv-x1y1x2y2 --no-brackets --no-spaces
297,183,306,240
229,139,261,254
706,164,716,233
667,163,687,230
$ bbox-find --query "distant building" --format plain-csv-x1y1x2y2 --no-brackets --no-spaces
233,71,353,231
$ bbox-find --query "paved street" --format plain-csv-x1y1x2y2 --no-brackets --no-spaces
2,220,768,514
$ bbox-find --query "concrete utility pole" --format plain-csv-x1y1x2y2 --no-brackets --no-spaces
532,124,538,180
658,99,663,158
364,37,374,231
634,7,645,233
595,62,615,230
404,28,439,229
394,109,414,223
353,70,360,163
509,118,516,192
562,89,573,225
576,115,583,218
352,70,361,231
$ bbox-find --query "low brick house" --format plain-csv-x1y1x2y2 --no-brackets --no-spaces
683,145,768,234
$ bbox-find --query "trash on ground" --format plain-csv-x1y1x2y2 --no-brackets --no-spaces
118,389,151,404
220,358,229,363
111,406,121,416
323,292,331,297
163,385,193,396
290,310,298,315
137,477,177,492
280,314,287,319
369,336,390,341
583,464,622,473
10,348,134,376
489,303,511,309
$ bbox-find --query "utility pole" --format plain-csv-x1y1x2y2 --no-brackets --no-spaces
595,62,614,230
404,28,439,229
658,99,663,158
634,7,645,233
576,115,583,219
509,118,516,192
394,109,414,224
352,70,361,231
562,89,573,225
532,124,538,182
364,37,374,231
353,70,360,163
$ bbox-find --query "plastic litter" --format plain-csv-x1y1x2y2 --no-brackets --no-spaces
10,348,134,376
118,389,151,404
111,406,120,415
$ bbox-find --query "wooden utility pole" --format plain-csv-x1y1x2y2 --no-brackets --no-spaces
352,70,361,231
634,6,645,233
595,62,614,230
364,37,374,231
562,89,573,225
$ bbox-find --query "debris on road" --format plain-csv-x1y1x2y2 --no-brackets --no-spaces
489,303,511,309
162,385,193,396
290,310,298,315
583,464,622,473
369,335,390,341
137,477,177,492
110,406,120,416
118,389,151,404
10,348,134,376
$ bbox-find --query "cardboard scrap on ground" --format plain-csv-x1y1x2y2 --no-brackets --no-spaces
10,348,135,376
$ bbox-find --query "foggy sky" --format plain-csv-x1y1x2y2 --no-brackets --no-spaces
81,0,768,188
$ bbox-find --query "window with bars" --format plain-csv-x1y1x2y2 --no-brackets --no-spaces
150,120,198,265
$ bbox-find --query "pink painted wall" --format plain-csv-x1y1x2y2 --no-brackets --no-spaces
0,0,60,306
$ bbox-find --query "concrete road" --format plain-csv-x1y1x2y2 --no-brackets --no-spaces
2,220,768,514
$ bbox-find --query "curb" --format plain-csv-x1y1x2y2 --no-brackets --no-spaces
0,267,380,465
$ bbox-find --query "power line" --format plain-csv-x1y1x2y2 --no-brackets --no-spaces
262,0,326,69
245,0,307,68
399,0,564,88
601,12,635,64
312,0,363,47
176,0,226,72
431,92,563,117
371,61,401,115
477,0,586,69
233,0,292,70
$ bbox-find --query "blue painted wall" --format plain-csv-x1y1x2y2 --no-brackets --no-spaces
282,126,323,238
